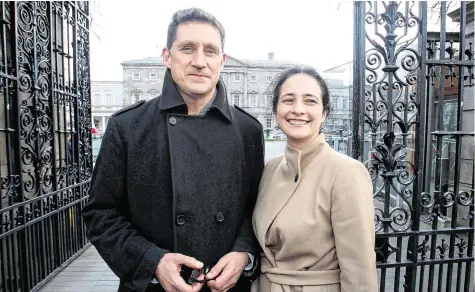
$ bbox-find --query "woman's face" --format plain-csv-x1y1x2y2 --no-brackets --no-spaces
276,73,327,149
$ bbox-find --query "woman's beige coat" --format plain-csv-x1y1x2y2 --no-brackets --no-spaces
251,134,377,292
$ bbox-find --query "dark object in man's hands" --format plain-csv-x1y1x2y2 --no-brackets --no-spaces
184,266,212,284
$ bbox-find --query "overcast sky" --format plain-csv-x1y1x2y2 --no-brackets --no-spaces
88,0,460,82
89,0,354,81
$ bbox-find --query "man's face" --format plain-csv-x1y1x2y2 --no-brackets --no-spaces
163,22,226,98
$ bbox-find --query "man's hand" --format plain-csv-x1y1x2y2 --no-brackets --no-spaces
205,252,249,292
155,253,204,292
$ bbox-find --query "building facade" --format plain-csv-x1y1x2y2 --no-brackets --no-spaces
91,81,124,132
120,53,300,134
322,63,353,154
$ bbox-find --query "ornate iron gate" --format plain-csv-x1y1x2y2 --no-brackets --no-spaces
0,1,92,291
353,1,474,291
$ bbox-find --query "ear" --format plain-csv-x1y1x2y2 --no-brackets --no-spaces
322,110,328,124
162,47,171,69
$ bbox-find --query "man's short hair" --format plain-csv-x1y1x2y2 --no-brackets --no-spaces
166,8,225,51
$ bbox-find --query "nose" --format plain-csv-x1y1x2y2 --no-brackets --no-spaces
291,100,305,115
191,51,206,69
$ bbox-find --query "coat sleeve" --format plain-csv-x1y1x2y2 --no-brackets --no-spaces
81,117,169,292
231,125,264,278
331,160,378,292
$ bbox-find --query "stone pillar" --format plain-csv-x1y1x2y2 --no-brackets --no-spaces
243,71,248,107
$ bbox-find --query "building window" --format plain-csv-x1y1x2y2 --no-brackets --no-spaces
266,118,272,129
249,94,258,107
233,94,240,106
343,98,348,109
267,95,273,108
133,73,140,80
250,75,257,82
332,97,338,109
233,74,241,82
132,89,141,103
150,73,157,80
266,76,273,82
93,94,100,106
106,94,112,106
148,89,159,99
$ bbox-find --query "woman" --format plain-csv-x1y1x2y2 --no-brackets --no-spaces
251,67,377,292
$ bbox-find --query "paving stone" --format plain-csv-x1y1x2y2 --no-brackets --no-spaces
38,246,119,292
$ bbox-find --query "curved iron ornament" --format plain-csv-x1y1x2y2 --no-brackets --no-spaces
357,2,474,290
17,2,54,199
421,190,474,222
0,2,92,290
77,10,93,181
362,1,422,233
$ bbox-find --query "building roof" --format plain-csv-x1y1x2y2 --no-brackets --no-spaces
448,2,474,23
120,54,300,69
91,80,123,85
241,59,303,69
121,56,163,66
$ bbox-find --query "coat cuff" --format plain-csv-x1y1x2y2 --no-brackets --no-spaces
232,237,260,278
131,245,169,292
244,252,254,271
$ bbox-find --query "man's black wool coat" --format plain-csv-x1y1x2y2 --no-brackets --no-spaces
82,69,265,292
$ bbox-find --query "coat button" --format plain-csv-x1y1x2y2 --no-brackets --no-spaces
216,212,225,222
176,215,186,226
169,116,177,125
294,174,299,182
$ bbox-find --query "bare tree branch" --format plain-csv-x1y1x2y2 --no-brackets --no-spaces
90,0,102,42
428,0,460,24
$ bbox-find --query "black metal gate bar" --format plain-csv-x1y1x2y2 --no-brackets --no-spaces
0,2,92,291
446,3,466,291
45,1,55,278
407,1,428,291
465,171,474,291
353,1,474,291
352,1,366,162
427,4,447,289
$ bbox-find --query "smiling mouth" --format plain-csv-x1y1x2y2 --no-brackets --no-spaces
189,74,208,78
288,119,309,125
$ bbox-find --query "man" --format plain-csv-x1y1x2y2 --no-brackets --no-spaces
82,8,264,292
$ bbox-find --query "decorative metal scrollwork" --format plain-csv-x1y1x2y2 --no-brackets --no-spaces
436,238,449,259
464,42,474,87
363,1,421,233
0,2,92,290
1,175,21,200
418,235,430,260
420,189,474,221
375,237,401,262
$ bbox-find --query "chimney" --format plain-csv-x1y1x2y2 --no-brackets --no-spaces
268,52,274,61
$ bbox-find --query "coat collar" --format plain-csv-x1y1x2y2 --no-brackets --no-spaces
159,69,233,122
283,133,328,178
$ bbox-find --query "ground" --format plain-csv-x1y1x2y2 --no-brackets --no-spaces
38,246,119,292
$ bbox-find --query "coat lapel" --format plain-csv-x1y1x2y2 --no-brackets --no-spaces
254,134,328,266
254,146,302,266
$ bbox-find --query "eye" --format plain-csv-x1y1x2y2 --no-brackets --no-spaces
206,49,216,55
306,99,318,104
182,46,193,52
282,98,293,103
